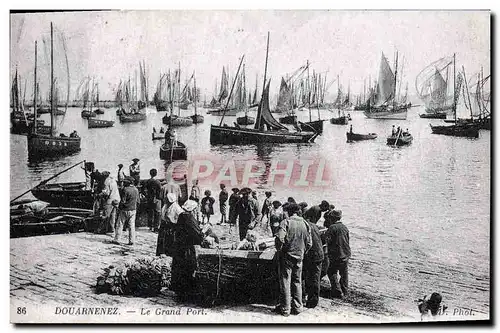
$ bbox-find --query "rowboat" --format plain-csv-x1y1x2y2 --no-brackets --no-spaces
162,115,193,127
300,119,324,133
346,132,377,142
88,119,114,128
81,110,96,118
94,108,104,115
159,140,188,161
119,112,147,123
191,114,205,124
330,116,348,125
386,132,413,146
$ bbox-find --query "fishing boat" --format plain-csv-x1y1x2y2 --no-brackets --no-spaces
120,111,147,123
27,24,81,160
154,73,169,111
364,52,409,119
300,119,324,133
138,60,149,111
88,118,114,128
159,140,188,161
279,114,297,124
430,55,481,138
190,74,204,124
346,132,377,142
386,131,413,146
419,113,447,119
94,85,104,114
236,115,255,125
211,35,319,145
162,114,193,126
416,56,454,115
81,110,96,118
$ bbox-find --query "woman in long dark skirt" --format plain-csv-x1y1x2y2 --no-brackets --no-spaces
170,199,204,301
156,193,184,256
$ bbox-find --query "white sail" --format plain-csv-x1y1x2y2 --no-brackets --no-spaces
374,53,395,106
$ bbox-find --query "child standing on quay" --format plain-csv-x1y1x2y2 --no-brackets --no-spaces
200,190,215,225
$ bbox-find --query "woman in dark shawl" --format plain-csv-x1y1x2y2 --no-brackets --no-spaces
170,199,204,301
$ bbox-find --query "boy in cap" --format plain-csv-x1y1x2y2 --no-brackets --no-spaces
218,183,229,225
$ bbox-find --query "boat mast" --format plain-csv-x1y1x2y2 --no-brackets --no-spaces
33,42,37,134
316,73,321,120
462,66,474,121
193,71,197,116
453,53,457,124
256,32,270,129
178,62,181,116
307,60,311,122
393,50,398,111
50,22,54,136
90,77,93,113
219,55,245,126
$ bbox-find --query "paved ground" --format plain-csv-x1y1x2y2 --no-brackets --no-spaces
9,229,425,323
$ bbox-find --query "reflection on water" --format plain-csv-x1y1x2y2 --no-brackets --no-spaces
10,105,490,314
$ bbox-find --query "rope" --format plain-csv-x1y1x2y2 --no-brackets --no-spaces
214,247,223,305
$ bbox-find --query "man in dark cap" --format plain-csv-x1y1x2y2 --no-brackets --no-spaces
324,209,350,299
129,158,140,186
228,188,240,233
144,168,162,232
303,200,331,224
218,183,229,224
274,203,312,316
235,187,260,241
114,176,139,245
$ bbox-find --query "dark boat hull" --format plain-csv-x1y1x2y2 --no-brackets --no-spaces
81,110,97,118
236,115,256,125
419,113,447,119
346,132,377,142
27,133,81,158
119,113,147,122
31,182,94,209
88,119,114,128
94,108,104,115
330,116,348,125
162,115,193,126
279,115,297,124
300,120,324,133
210,125,318,144
386,134,413,146
429,124,479,138
208,108,238,116
156,101,169,112
159,141,188,160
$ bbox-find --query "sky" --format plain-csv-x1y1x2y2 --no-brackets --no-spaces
9,10,490,103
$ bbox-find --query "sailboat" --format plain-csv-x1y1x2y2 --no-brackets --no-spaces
94,83,104,114
471,67,491,130
27,23,81,159
119,76,147,123
208,66,238,116
137,60,148,111
11,68,51,135
210,33,319,145
416,56,454,118
429,55,479,138
87,81,114,128
330,75,350,125
161,67,194,127
300,68,325,133
364,52,410,119
81,78,96,118
277,77,297,124
190,73,204,124
154,73,169,111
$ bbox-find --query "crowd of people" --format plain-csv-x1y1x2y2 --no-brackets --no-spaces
155,181,351,317
87,160,351,317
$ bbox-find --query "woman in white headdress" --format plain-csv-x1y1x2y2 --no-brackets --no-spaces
170,200,205,301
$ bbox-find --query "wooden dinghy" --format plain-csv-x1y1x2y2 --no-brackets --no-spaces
159,140,188,161
10,205,101,238
387,132,413,146
419,113,447,119
119,112,147,123
88,118,114,128
162,115,193,127
81,110,96,118
346,131,378,142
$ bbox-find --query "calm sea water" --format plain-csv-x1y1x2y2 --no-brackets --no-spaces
10,103,490,316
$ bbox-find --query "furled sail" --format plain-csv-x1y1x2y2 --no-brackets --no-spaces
374,53,395,106
255,80,288,131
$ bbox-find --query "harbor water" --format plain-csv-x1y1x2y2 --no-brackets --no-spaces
10,102,490,315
